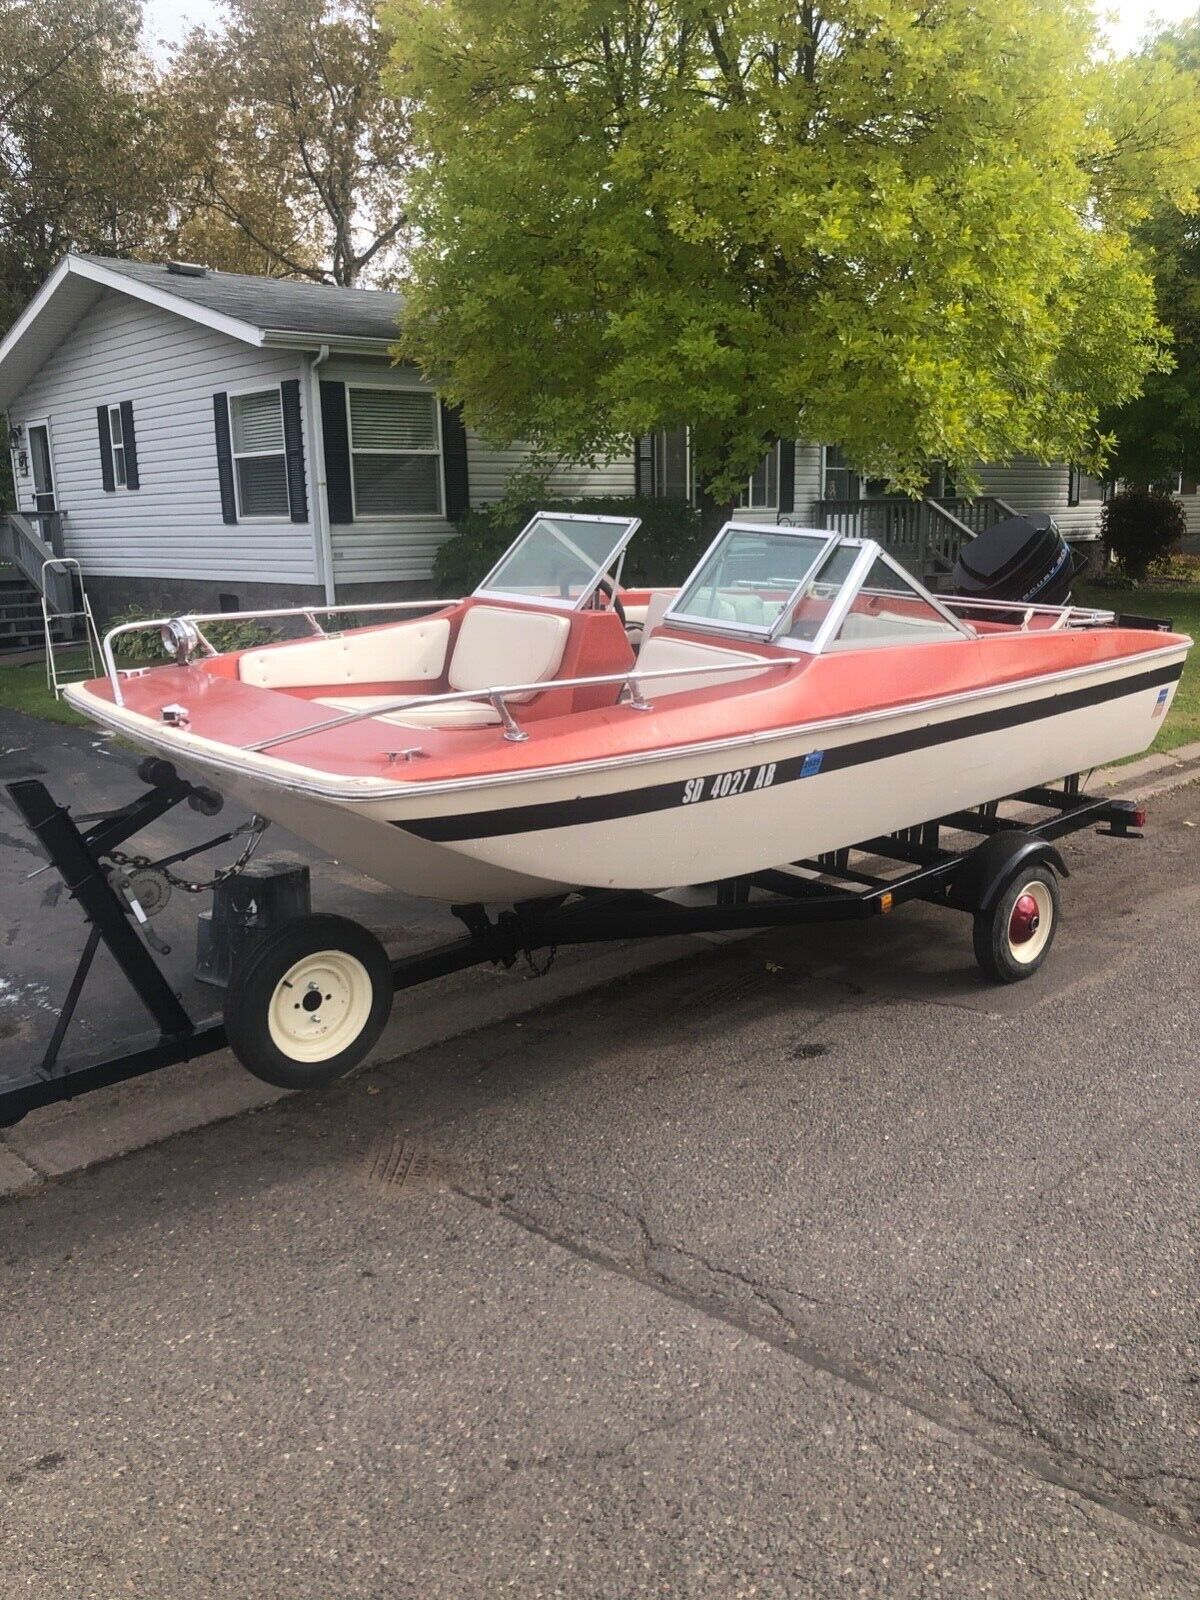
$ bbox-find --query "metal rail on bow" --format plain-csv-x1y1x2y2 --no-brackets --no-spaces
101,599,461,706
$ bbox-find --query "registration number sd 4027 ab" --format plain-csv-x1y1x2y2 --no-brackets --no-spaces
681,762,777,805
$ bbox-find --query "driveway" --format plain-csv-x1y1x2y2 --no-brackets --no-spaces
1,764,1197,1596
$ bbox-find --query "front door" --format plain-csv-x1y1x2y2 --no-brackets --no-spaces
28,423,56,513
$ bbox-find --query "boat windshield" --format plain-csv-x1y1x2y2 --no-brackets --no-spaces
665,523,970,650
475,510,641,610
666,527,835,635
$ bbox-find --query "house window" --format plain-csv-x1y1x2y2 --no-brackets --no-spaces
741,445,779,510
229,388,290,517
347,387,442,517
635,428,693,501
1067,464,1081,507
822,445,859,502
107,405,127,487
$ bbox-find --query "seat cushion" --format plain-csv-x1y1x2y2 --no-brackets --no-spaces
315,694,501,728
447,605,569,701
634,635,774,697
240,618,450,690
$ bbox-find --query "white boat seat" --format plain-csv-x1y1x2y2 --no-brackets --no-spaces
315,694,502,728
240,618,450,690
635,635,774,697
447,605,569,702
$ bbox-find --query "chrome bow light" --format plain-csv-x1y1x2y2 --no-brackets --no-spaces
160,617,202,663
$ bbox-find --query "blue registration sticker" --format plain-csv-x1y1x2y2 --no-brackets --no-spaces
1153,688,1170,718
801,750,825,777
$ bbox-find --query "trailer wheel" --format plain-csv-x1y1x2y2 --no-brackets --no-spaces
972,867,1060,983
224,914,392,1089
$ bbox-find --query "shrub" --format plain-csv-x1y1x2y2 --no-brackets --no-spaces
433,496,703,594
1100,488,1186,582
107,605,279,662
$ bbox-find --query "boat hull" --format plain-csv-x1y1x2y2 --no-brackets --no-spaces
74,648,1184,901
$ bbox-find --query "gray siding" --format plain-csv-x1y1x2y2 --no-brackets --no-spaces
467,438,635,506
7,291,319,584
791,441,825,522
972,458,1105,536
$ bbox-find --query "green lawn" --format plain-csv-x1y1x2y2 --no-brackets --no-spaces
1075,585,1200,755
0,650,91,727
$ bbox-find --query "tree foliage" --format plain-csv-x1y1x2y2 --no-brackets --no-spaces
0,0,171,328
161,0,414,285
385,0,1200,516
1100,21,1200,488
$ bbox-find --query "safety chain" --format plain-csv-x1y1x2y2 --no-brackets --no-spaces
523,944,557,977
105,815,270,895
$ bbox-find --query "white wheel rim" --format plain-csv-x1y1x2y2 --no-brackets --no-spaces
1006,881,1054,965
266,949,374,1063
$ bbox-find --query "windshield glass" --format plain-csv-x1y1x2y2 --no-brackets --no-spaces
667,527,834,634
476,512,639,608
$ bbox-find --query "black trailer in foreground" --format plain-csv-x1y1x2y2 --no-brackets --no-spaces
1,761,1147,1125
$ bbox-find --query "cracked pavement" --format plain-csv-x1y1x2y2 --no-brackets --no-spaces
1,782,1199,1595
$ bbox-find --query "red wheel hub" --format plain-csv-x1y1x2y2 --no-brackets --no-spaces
1009,892,1041,944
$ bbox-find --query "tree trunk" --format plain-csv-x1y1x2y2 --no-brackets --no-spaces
698,484,735,546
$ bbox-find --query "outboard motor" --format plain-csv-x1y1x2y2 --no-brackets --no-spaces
951,512,1082,608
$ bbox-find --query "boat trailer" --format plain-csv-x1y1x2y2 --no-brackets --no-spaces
1,762,1147,1126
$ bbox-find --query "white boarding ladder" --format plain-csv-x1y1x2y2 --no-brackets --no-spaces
41,558,102,699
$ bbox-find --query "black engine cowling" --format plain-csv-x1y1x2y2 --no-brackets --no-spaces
951,512,1081,607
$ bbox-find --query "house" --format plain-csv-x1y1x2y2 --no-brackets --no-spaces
1,252,1174,633
0,253,632,624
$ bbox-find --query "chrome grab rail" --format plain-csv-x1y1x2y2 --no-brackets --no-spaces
937,596,1116,628
247,656,790,753
101,599,459,707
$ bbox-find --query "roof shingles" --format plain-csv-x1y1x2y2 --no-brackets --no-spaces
79,254,403,341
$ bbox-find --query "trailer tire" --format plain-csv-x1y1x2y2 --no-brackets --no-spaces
972,866,1060,984
224,914,393,1089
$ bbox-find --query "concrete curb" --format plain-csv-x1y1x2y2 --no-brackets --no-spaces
4,744,1199,1199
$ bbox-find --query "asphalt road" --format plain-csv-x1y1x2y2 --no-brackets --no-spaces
1,778,1198,1596
0,706,457,1087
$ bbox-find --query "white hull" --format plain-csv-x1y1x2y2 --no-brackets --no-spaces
71,648,1185,902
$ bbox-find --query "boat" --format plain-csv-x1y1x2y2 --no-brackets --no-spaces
65,510,1191,905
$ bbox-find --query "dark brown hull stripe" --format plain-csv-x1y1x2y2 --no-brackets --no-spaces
397,660,1183,843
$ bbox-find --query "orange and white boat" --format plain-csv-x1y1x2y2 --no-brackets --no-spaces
65,511,1191,905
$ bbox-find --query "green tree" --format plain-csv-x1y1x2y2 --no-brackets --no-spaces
162,0,414,285
1101,19,1200,489
0,0,170,329
385,0,1200,532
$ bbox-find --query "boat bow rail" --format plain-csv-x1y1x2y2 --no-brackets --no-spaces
100,597,462,706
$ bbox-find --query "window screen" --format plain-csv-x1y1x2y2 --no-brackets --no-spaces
348,389,441,515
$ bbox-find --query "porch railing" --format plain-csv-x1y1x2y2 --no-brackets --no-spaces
811,497,980,580
0,511,73,613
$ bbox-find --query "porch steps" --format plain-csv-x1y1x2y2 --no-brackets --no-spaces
0,570,72,654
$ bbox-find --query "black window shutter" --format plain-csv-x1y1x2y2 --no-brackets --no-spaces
320,380,353,523
97,406,115,492
280,378,307,523
778,438,796,515
120,400,140,490
440,401,469,519
212,392,237,524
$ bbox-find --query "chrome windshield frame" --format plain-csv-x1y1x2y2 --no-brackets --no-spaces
473,509,642,613
660,521,839,642
770,541,975,655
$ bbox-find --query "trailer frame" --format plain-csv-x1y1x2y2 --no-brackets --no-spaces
1,765,1146,1126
